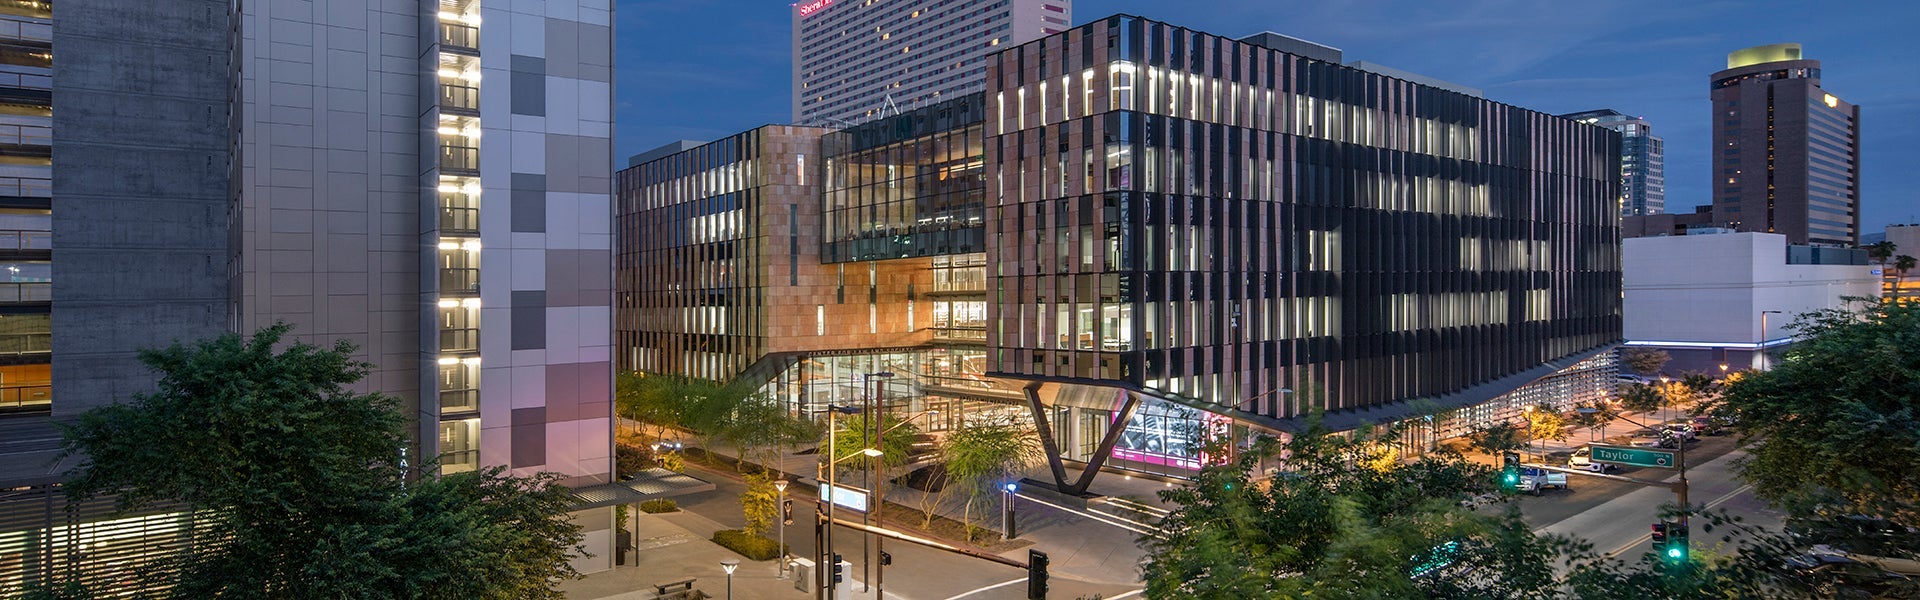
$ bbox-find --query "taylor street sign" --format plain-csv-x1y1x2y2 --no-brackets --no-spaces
1590,444,1677,469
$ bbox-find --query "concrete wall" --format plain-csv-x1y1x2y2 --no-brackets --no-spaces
1624,232,1878,347
51,0,233,415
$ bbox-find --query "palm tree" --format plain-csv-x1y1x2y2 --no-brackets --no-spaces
1864,240,1897,265
1894,255,1918,303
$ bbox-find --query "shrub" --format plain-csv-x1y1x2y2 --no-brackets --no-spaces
615,443,654,477
639,499,679,513
711,529,786,561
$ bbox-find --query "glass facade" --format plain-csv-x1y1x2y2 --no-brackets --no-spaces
822,94,988,263
985,16,1622,426
617,14,1625,480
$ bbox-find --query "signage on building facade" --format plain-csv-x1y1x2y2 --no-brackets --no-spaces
798,0,832,17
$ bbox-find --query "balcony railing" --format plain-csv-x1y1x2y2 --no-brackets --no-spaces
0,384,48,410
440,388,478,413
439,144,479,173
0,17,52,42
0,71,49,92
0,332,49,355
0,229,49,250
439,22,478,50
0,282,48,302
931,327,988,342
440,267,479,294
0,176,48,198
0,124,49,147
440,84,479,112
439,328,479,353
440,206,479,233
440,449,479,473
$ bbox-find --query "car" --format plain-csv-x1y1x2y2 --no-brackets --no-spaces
1689,415,1729,436
1568,445,1619,473
1515,467,1570,496
1615,374,1652,386
1662,421,1698,441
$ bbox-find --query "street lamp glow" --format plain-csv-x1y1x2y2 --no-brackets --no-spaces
1004,482,1018,493
860,448,884,458
720,558,739,575
773,479,788,492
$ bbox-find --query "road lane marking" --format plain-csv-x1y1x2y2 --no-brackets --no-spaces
1604,484,1755,557
940,577,1026,600
1106,590,1146,599
1015,493,1158,537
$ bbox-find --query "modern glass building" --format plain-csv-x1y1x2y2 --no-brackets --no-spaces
1561,109,1664,217
622,14,1623,488
792,0,1069,126
1708,43,1861,246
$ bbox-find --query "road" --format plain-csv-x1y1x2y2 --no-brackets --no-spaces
671,466,1143,600
1515,432,1785,563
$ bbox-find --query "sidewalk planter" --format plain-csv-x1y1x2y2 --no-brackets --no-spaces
711,529,785,560
640,499,680,513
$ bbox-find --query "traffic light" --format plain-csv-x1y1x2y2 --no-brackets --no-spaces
831,553,844,584
1027,549,1049,599
782,499,794,525
1667,522,1690,563
1500,452,1521,490
1650,522,1669,557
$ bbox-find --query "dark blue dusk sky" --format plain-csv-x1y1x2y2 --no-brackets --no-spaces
616,0,1919,234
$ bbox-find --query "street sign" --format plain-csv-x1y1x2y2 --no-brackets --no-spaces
1590,444,1676,469
819,482,869,512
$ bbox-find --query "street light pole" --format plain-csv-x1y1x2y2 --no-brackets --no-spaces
720,558,739,600
774,478,789,579
1759,310,1783,371
859,371,894,593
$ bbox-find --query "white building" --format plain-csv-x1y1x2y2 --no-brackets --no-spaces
791,0,1069,125
1624,232,1878,373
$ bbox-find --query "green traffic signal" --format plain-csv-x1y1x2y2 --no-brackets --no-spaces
1665,547,1684,560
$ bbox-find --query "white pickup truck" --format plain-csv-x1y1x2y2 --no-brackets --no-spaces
1568,446,1619,473
1516,467,1570,496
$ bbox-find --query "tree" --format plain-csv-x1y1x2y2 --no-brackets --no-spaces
739,471,780,539
1567,400,1619,442
1621,347,1671,377
1864,240,1897,265
1524,405,1570,460
1617,383,1664,415
56,325,584,598
719,392,817,473
939,417,1042,541
1140,416,1603,599
1468,421,1526,457
1712,301,1920,532
1894,254,1917,301
819,413,922,480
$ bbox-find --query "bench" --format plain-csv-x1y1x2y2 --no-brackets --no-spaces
652,578,697,599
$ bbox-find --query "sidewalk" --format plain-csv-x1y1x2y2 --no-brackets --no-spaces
620,422,1148,588
561,508,896,600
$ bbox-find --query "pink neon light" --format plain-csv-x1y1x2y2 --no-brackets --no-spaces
798,0,832,17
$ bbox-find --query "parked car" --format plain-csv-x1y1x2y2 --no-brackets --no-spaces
1662,420,1698,441
1568,445,1619,473
1689,415,1729,436
1516,467,1570,496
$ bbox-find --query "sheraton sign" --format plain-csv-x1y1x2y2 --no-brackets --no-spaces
798,0,833,17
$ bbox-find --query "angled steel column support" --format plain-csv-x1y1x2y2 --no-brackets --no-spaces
1022,381,1074,490
1067,393,1140,496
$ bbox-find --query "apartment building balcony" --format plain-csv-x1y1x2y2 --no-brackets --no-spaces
439,83,479,117
439,204,479,234
439,327,479,353
439,144,479,175
440,267,479,295
438,22,478,55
